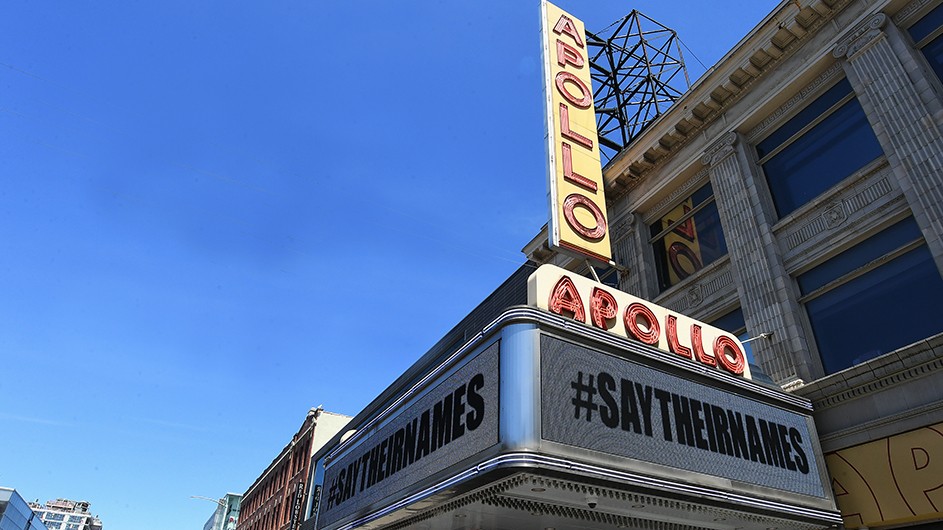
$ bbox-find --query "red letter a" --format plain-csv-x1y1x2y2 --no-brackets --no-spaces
553,14,584,48
549,276,585,322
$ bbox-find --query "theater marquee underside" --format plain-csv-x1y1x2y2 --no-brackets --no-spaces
309,304,840,530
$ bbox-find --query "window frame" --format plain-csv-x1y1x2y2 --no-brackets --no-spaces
755,77,884,219
647,182,728,292
796,239,924,304
755,91,856,167
908,1,943,48
912,24,943,48
648,197,718,244
907,1,943,97
795,216,943,375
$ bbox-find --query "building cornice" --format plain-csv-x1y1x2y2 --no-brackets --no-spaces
744,61,844,141
242,409,319,501
793,333,943,410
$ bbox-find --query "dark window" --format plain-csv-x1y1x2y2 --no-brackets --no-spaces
757,79,883,217
598,266,619,288
649,183,728,291
922,36,943,85
910,3,943,82
797,217,943,374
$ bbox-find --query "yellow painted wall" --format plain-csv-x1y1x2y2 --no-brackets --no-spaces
826,423,943,527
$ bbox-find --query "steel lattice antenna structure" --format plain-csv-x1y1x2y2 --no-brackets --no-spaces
587,11,691,163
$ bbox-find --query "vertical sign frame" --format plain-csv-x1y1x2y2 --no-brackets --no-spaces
541,1,612,263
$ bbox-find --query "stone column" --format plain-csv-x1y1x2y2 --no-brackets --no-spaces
610,211,652,299
833,13,943,272
702,132,815,386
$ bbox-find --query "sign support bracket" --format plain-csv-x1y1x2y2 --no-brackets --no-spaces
585,259,601,282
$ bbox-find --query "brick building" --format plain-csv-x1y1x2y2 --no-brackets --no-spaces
237,408,349,530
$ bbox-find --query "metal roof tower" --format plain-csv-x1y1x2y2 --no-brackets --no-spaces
587,11,691,163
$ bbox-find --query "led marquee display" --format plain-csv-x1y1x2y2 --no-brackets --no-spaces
316,343,500,528
541,335,825,498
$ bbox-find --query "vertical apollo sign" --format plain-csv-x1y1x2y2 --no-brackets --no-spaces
542,1,612,263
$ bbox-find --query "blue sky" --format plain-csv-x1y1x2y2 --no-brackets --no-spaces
1,2,779,529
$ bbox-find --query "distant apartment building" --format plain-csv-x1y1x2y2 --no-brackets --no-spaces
201,493,242,530
237,408,349,530
27,499,101,530
0,488,47,530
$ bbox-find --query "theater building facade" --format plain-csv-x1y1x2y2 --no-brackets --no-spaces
300,0,943,528
300,264,841,530
574,0,943,526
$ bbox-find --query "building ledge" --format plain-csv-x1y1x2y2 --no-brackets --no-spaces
792,332,943,409
791,332,943,451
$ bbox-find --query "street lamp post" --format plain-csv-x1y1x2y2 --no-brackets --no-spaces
190,496,225,507
191,495,228,530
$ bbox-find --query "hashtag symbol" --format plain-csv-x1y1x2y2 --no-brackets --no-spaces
327,478,338,508
570,371,598,421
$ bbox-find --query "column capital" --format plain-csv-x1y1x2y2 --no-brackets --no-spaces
832,13,887,59
610,213,636,242
700,131,739,166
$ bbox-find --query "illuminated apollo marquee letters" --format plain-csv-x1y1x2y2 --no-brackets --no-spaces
529,264,750,378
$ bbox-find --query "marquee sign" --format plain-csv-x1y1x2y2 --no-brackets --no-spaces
541,1,612,263
310,308,838,530
541,335,824,497
528,264,752,379
316,343,500,528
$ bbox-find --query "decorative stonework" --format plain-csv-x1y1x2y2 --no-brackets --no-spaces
702,269,732,303
850,177,894,211
893,0,934,27
837,6,943,272
700,131,738,166
804,355,943,411
657,264,732,314
746,62,844,141
780,377,806,392
647,167,710,219
687,284,703,306
785,218,826,250
610,214,636,244
782,172,893,251
832,13,888,59
823,201,847,229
